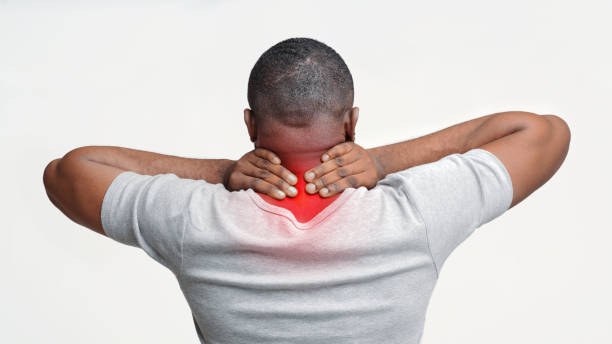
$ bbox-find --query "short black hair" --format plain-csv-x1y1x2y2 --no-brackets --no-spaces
247,37,354,127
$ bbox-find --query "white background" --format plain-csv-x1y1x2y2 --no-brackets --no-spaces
1,1,610,343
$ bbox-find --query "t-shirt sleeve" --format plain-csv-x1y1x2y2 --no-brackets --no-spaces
100,171,207,273
391,148,513,274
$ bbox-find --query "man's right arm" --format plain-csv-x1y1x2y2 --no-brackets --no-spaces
307,111,571,208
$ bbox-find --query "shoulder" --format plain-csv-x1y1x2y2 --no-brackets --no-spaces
379,148,511,187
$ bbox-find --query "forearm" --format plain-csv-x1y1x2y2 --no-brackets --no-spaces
368,111,541,176
61,146,235,183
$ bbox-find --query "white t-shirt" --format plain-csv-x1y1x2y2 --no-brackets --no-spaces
101,148,513,344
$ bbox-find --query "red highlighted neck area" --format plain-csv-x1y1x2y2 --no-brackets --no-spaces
256,175,341,223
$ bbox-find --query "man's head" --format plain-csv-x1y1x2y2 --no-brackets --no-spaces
244,38,359,156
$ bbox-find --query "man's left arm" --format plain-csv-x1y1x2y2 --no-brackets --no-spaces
43,145,297,236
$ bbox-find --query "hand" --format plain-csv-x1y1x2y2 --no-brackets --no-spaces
224,148,298,200
304,142,385,197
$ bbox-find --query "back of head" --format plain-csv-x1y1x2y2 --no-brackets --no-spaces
247,38,354,128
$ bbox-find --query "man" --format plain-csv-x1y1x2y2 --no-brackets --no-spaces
43,38,570,343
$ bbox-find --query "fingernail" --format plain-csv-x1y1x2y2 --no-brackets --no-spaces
272,157,281,164
305,172,315,181
288,186,297,196
320,187,328,195
305,183,316,194
287,174,297,184
322,154,329,161
275,190,286,198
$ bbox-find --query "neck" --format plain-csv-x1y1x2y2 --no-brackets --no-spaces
275,150,327,179
255,149,343,223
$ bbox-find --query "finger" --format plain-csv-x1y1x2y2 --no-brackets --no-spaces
231,162,290,197
244,160,298,197
228,171,286,199
304,153,360,185
253,148,281,165
248,178,288,200
321,142,355,162
319,173,365,198
249,155,298,185
308,163,365,192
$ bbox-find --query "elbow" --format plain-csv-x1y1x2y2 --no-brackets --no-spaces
532,114,571,157
542,114,571,148
43,157,75,196
43,159,60,190
43,158,63,200
522,113,571,144
517,113,571,163
529,113,572,165
43,147,91,190
43,158,64,210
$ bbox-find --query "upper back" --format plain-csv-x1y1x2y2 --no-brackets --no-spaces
101,148,513,344
182,180,437,343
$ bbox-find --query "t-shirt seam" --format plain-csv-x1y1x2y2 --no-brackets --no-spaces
246,189,355,230
416,204,441,279
464,154,487,227
178,181,211,279
177,215,187,280
100,171,134,240
100,177,114,237
471,148,515,211
400,182,440,279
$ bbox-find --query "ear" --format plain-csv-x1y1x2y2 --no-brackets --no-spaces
243,108,257,142
344,107,359,142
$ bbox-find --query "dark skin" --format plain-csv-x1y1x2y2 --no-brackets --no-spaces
305,109,572,208
243,107,571,209
43,109,570,236
241,107,379,196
